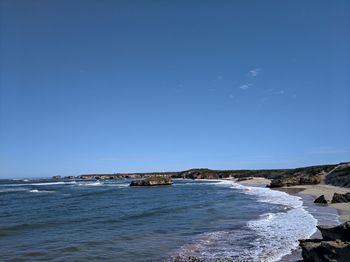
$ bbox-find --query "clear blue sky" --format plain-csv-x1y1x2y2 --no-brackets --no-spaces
1,1,349,178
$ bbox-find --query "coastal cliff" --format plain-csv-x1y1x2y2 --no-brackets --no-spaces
325,164,350,187
57,161,350,188
130,176,172,186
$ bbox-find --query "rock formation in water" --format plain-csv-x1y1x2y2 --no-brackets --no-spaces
129,176,173,186
314,195,328,204
299,221,350,262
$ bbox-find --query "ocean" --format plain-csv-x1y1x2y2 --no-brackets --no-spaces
0,178,337,261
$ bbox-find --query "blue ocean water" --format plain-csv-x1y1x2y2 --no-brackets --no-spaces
0,179,319,261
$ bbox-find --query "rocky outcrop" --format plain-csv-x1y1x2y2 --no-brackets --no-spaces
63,176,75,179
314,195,328,204
299,176,321,185
299,221,350,262
317,222,350,242
299,239,350,262
130,176,173,186
268,174,321,188
51,162,348,185
237,177,253,182
325,164,350,188
331,193,350,203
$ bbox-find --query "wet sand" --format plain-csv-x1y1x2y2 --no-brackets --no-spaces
233,178,348,261
233,177,350,222
282,184,350,222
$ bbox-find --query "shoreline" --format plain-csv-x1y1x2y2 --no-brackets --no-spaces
279,184,350,223
222,178,317,262
231,177,349,261
233,177,350,223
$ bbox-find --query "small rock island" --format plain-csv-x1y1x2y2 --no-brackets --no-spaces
129,176,172,187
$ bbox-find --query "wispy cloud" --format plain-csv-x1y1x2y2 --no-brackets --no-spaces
248,68,261,77
239,83,253,90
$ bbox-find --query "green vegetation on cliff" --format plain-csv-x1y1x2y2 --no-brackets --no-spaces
70,161,350,188
130,176,173,186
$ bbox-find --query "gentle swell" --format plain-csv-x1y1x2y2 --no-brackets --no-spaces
174,180,318,262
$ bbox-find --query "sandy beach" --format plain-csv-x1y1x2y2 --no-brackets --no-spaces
234,177,350,223
285,184,350,222
232,177,350,261
233,177,271,187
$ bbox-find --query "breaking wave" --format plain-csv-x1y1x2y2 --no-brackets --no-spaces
174,180,318,262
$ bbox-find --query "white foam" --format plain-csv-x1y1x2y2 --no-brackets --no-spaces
30,182,66,186
29,189,55,193
1,181,77,186
228,180,317,261
175,180,318,262
77,181,103,186
104,183,129,187
247,208,317,261
0,188,29,193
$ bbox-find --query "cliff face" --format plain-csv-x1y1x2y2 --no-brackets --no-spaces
325,164,350,187
57,161,350,188
129,176,173,186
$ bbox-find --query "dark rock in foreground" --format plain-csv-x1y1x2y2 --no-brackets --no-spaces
314,195,328,204
130,176,172,186
331,193,350,203
317,222,350,242
299,239,350,262
299,221,350,262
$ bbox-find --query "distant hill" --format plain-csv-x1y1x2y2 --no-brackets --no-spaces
65,161,350,188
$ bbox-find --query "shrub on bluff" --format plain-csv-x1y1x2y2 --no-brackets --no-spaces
130,176,172,186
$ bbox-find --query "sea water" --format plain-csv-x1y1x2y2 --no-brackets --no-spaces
0,178,326,261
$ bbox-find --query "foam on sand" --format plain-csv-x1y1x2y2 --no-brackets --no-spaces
174,180,318,262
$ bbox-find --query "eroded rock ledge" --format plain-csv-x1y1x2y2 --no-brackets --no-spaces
299,221,350,262
129,176,173,186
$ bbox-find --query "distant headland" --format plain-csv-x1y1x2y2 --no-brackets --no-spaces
53,161,350,188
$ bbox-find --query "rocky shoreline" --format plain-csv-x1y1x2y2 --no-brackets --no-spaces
129,176,172,186
51,161,350,261
54,162,350,188
299,222,350,261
